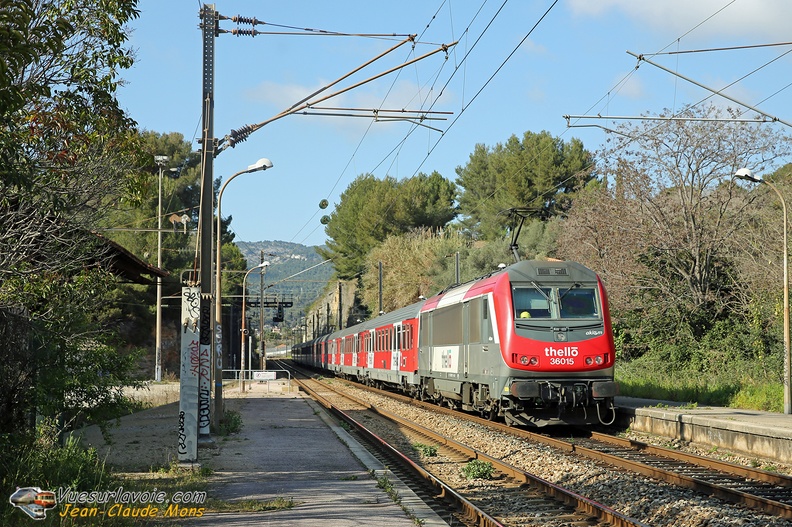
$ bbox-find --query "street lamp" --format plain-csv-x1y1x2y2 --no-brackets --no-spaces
735,167,791,414
240,261,269,391
214,158,273,423
153,155,169,382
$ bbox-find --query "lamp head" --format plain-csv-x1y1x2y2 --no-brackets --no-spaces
248,158,273,172
734,167,762,183
256,261,270,269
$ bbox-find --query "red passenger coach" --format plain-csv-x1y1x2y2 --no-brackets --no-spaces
292,260,618,427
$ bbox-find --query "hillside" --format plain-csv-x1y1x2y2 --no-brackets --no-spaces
236,240,334,330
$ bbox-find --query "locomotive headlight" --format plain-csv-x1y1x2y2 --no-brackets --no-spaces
585,357,593,365
519,355,538,366
595,355,603,365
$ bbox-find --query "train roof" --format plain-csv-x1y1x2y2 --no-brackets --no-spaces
421,259,600,312
322,300,424,342
305,260,601,344
504,259,599,283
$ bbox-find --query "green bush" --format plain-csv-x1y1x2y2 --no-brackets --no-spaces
0,419,116,526
413,443,438,457
612,311,785,413
217,410,243,436
461,459,494,480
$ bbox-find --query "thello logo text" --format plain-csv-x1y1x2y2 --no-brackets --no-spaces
544,346,579,357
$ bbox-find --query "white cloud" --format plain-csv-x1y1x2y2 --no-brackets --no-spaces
611,71,646,100
244,79,351,111
567,0,792,42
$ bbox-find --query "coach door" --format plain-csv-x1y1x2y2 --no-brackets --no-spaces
366,329,374,368
391,323,401,372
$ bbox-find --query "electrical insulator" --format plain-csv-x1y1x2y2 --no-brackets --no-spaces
232,15,262,26
228,125,253,146
231,28,261,37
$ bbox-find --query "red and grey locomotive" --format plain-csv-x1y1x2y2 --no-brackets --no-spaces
292,259,618,427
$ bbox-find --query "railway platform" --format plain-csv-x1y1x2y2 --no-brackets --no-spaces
615,396,792,465
182,380,451,527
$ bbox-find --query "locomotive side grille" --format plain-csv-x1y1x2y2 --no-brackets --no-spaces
537,267,568,276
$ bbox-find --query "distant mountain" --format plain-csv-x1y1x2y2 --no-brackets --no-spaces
235,240,334,329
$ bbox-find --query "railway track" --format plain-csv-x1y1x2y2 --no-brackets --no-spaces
278,361,649,527
458,410,792,520
283,361,792,522
297,376,494,527
578,431,792,518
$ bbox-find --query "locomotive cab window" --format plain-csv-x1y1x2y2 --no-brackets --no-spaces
513,286,552,319
559,288,598,318
513,284,600,320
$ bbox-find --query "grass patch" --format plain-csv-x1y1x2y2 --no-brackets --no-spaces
616,355,783,412
205,496,296,512
729,382,783,412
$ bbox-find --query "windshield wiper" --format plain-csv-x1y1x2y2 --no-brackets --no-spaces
530,281,551,302
559,282,581,301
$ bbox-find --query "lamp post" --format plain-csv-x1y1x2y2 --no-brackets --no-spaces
214,158,273,425
735,167,791,414
258,251,276,369
240,261,269,391
153,155,169,382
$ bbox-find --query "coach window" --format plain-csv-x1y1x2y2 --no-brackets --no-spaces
559,288,598,318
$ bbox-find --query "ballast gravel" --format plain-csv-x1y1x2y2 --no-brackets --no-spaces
327,380,792,527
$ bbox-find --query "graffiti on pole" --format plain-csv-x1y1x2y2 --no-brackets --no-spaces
178,286,200,462
198,299,212,435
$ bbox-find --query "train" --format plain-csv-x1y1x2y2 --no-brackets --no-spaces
291,259,619,427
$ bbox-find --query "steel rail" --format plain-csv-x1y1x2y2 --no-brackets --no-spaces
331,375,792,520
287,368,649,527
295,377,503,527
589,431,792,488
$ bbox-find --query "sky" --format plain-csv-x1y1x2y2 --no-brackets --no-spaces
117,0,792,247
